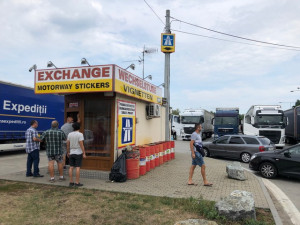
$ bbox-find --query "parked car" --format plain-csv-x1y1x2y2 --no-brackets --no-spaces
249,144,300,179
202,134,275,163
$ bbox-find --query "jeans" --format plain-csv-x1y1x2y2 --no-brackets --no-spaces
26,149,40,176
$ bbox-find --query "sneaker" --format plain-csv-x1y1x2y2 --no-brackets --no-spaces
26,174,33,177
69,182,74,187
59,177,66,181
33,174,44,178
74,183,83,187
49,179,55,183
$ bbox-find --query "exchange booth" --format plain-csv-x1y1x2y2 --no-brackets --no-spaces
34,64,165,171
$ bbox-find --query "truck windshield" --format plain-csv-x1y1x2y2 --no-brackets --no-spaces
181,116,203,124
215,117,237,125
255,115,283,125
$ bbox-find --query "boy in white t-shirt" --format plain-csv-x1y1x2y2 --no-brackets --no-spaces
67,122,86,187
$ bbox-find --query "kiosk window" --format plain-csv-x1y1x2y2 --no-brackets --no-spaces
84,99,112,157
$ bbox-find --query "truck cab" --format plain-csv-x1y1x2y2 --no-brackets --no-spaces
213,108,239,138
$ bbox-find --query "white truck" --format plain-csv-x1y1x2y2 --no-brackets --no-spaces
179,109,214,140
243,105,287,148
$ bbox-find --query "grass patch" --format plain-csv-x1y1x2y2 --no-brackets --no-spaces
0,180,275,225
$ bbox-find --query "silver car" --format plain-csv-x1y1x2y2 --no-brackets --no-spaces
203,135,275,163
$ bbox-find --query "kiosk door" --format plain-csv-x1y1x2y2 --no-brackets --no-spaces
82,98,114,170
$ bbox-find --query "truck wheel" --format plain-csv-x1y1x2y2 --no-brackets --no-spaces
240,152,251,163
259,162,277,179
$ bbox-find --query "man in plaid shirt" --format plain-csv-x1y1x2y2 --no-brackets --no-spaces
25,120,43,177
41,120,66,182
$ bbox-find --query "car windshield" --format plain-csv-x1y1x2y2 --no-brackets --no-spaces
215,116,237,125
258,137,271,145
255,115,283,126
181,116,203,124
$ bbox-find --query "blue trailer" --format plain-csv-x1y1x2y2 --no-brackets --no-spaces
284,106,300,144
213,108,239,138
0,81,64,151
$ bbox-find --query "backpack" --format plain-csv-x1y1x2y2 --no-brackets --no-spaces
109,150,127,182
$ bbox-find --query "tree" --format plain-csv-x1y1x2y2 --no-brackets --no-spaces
295,99,300,107
172,108,180,115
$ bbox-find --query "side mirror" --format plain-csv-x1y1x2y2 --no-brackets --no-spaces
284,151,291,158
211,118,215,125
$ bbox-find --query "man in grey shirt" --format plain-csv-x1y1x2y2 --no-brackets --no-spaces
61,117,74,168
188,123,212,186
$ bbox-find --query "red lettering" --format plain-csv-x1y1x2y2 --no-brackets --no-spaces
82,68,91,78
91,68,100,78
54,70,62,80
38,72,44,81
63,70,70,79
118,69,125,80
102,67,110,77
72,69,80,79
45,71,54,80
125,73,128,82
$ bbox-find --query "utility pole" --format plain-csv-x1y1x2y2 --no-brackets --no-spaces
164,10,171,141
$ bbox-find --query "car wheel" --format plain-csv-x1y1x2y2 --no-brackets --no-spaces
203,148,210,157
240,152,251,163
259,162,277,179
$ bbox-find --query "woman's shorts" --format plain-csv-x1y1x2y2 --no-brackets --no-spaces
191,151,205,167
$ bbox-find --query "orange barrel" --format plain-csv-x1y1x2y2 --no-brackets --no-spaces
163,142,167,162
139,157,146,175
155,144,160,167
139,146,146,158
167,141,171,161
171,140,175,159
126,158,139,179
159,143,164,165
146,146,150,172
150,145,155,169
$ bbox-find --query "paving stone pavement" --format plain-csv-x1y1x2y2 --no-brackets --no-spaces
0,140,269,208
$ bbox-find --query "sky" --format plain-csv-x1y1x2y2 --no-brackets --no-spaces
1,0,300,114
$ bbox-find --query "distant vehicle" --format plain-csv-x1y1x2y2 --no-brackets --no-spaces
170,114,181,140
202,134,275,163
284,106,300,144
180,109,214,140
249,144,300,179
0,81,64,152
212,107,239,138
243,105,287,148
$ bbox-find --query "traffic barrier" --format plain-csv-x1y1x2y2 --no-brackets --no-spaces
150,145,155,169
126,158,139,179
159,143,164,165
163,142,167,162
167,141,171,161
139,146,146,158
154,144,160,166
146,146,150,172
171,140,175,159
139,157,146,175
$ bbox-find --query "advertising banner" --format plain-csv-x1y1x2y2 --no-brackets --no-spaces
114,66,162,104
35,65,113,94
117,100,136,148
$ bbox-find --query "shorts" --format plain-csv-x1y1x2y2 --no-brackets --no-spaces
48,154,63,163
69,154,83,167
192,151,205,167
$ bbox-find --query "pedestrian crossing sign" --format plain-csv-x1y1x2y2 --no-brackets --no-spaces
161,33,175,53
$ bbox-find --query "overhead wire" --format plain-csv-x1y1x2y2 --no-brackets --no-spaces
143,0,165,25
170,16,300,49
171,29,300,52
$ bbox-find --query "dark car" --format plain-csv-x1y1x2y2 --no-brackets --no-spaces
249,144,300,179
202,135,275,163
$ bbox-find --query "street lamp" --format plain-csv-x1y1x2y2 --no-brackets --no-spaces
141,46,157,79
125,63,135,70
29,64,37,72
158,83,165,88
279,101,293,108
81,58,91,66
47,61,57,69
143,75,152,80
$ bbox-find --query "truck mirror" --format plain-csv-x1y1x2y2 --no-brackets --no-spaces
200,117,204,123
284,116,288,126
211,118,215,125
